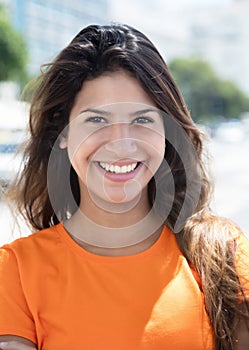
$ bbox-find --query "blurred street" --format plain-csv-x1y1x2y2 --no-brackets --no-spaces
209,136,249,237
0,136,248,246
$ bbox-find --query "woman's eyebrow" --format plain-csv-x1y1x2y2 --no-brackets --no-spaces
79,108,158,116
131,108,157,116
79,108,110,115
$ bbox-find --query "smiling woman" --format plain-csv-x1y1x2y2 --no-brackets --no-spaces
0,23,249,350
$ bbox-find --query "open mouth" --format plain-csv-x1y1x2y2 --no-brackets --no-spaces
98,162,140,174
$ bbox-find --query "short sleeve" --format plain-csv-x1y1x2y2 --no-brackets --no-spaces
0,246,37,343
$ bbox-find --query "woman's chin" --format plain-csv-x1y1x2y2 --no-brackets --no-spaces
89,190,142,213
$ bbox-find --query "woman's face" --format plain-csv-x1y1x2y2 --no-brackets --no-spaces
61,70,165,209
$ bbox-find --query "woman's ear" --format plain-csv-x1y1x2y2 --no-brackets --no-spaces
59,135,67,149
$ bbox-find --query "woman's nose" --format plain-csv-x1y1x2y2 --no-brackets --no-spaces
104,123,138,155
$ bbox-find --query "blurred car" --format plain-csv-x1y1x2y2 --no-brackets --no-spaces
0,101,29,188
0,129,25,185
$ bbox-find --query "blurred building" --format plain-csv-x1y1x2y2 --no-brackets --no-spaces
109,0,249,95
1,0,248,94
185,0,249,95
1,0,109,75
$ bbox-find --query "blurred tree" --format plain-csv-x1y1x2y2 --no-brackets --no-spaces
169,57,249,123
0,4,28,85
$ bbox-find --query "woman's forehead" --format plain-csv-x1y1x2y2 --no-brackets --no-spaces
69,71,156,119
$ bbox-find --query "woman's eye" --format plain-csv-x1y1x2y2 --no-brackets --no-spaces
133,117,153,124
86,116,107,123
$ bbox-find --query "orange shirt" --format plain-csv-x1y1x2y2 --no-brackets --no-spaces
0,224,217,349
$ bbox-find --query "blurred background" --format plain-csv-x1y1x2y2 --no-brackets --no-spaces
0,0,249,244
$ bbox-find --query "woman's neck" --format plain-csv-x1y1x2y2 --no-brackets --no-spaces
63,189,165,256
78,186,151,228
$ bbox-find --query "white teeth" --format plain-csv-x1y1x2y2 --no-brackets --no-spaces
99,162,138,174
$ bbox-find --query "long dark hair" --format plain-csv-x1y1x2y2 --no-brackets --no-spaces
7,24,249,349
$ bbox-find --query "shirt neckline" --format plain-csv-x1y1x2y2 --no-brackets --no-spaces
55,223,171,263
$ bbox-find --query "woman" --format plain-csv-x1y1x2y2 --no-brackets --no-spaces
0,24,248,350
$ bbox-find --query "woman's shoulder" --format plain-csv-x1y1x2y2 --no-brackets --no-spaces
0,223,63,257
